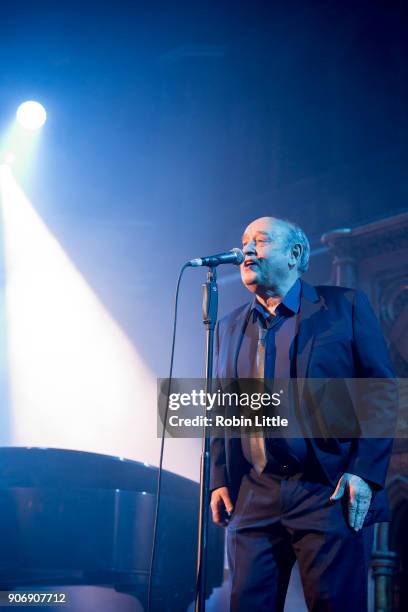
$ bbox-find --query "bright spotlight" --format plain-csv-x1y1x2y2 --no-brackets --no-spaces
16,101,47,130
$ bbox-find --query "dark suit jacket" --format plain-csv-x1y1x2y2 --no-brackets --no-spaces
210,281,397,526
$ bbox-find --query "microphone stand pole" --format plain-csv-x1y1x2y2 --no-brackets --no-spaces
195,265,218,612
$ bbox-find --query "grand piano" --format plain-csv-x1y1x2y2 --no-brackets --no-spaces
0,447,224,611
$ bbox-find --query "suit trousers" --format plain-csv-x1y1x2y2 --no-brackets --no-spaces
227,467,374,612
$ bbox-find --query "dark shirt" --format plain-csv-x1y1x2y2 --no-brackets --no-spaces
237,278,308,468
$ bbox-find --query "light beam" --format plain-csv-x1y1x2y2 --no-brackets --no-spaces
0,164,159,461
0,165,200,480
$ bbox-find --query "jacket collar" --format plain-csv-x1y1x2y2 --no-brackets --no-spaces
299,279,320,305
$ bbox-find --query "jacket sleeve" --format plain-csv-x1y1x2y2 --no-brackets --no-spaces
209,321,229,492
346,289,397,489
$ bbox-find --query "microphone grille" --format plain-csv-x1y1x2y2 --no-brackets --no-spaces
231,247,244,265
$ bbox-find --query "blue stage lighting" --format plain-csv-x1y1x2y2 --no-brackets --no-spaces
16,101,47,130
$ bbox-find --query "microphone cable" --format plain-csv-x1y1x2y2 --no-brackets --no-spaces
147,262,189,612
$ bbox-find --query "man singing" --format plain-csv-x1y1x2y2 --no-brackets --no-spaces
210,216,396,611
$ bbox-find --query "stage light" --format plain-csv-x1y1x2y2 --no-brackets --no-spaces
16,101,47,130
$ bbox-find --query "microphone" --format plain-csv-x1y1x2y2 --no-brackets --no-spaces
187,247,244,267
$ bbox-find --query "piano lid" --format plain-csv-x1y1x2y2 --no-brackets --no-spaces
0,447,199,497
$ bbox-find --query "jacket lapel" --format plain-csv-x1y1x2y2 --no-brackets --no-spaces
295,281,326,400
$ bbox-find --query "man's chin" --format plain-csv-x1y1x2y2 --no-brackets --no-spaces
241,271,259,290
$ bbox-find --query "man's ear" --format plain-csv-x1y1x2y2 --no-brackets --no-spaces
288,243,302,267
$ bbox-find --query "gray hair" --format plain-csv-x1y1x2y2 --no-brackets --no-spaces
279,219,310,274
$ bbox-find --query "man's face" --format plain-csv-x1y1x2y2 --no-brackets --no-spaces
240,218,291,293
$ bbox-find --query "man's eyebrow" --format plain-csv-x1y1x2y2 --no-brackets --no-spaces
241,230,271,241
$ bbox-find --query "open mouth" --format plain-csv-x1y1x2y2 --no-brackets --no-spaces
244,259,258,268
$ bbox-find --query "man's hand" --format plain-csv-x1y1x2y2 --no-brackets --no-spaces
330,473,372,531
210,486,234,528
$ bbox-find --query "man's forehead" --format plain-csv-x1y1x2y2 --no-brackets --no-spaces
242,217,280,238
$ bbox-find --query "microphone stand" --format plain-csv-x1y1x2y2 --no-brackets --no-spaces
195,265,218,612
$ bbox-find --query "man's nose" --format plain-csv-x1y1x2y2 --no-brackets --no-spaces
243,240,256,255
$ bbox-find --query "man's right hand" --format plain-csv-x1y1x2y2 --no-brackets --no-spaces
210,487,234,527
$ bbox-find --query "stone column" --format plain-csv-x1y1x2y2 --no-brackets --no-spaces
371,523,398,612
